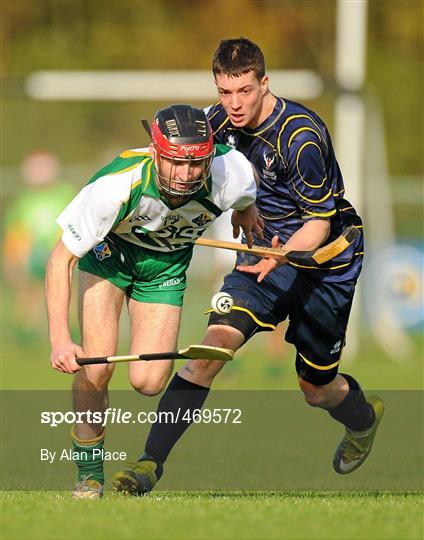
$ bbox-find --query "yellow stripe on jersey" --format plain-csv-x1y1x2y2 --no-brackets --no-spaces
214,116,230,135
288,126,322,148
207,103,222,121
296,142,327,189
302,208,337,218
109,162,144,176
277,114,324,154
291,181,332,204
143,160,154,191
119,178,142,212
119,150,150,158
260,210,297,220
333,188,345,197
299,352,340,371
242,101,286,137
244,132,276,150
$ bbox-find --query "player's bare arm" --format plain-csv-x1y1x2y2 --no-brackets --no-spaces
237,218,330,282
45,239,83,374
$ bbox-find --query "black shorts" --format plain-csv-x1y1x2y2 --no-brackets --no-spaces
208,254,357,385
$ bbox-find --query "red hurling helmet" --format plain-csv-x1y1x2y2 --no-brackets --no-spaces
151,104,214,198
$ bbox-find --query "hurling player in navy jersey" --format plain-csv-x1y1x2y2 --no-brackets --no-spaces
112,38,384,496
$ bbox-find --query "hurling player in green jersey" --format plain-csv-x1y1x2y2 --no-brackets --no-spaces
4,151,73,340
45,104,262,498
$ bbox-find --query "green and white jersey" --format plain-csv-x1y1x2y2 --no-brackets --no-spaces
57,145,256,257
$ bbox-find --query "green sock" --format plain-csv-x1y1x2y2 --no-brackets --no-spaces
72,428,105,484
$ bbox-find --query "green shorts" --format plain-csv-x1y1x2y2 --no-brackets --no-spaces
78,234,193,306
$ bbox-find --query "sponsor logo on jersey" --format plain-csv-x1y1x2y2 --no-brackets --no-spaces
67,223,81,241
226,134,237,149
161,214,182,226
192,213,213,227
159,277,182,288
93,242,112,261
129,215,152,222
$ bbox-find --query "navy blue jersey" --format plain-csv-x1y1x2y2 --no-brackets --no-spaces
206,97,364,282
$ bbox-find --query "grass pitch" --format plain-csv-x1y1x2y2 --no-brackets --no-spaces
2,279,423,540
2,491,422,540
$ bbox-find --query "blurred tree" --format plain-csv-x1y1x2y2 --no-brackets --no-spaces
2,0,422,177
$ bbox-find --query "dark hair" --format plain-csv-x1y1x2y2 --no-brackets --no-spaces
212,38,265,80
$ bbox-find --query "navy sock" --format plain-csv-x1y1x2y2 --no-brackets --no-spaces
328,373,375,431
141,374,210,464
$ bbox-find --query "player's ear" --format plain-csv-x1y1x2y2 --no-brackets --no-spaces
260,75,269,95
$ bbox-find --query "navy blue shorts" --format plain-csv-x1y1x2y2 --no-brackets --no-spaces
208,253,357,385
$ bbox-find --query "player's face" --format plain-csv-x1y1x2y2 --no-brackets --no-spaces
150,145,207,199
215,71,269,128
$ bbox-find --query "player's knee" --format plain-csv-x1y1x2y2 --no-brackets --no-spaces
204,324,244,351
129,374,168,396
298,377,329,407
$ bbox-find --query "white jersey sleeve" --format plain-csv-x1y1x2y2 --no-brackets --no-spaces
209,148,257,212
57,174,130,257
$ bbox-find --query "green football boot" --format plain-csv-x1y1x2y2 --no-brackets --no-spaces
333,395,385,474
73,474,104,499
112,460,163,496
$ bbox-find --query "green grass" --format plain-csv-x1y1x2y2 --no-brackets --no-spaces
2,279,423,540
2,491,423,540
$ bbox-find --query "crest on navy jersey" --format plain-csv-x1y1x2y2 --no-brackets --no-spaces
262,150,278,182
192,213,213,227
226,133,238,149
263,151,276,170
93,242,111,261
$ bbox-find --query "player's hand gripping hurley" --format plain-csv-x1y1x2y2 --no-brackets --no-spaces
195,225,359,266
77,345,233,366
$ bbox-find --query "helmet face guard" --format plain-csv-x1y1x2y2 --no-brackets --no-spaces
150,105,214,198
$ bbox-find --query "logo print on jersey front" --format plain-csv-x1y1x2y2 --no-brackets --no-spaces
263,151,276,170
129,215,152,222
93,242,112,261
161,214,181,226
226,134,237,149
192,213,213,227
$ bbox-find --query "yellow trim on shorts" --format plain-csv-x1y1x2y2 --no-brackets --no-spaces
205,306,276,330
299,352,340,371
